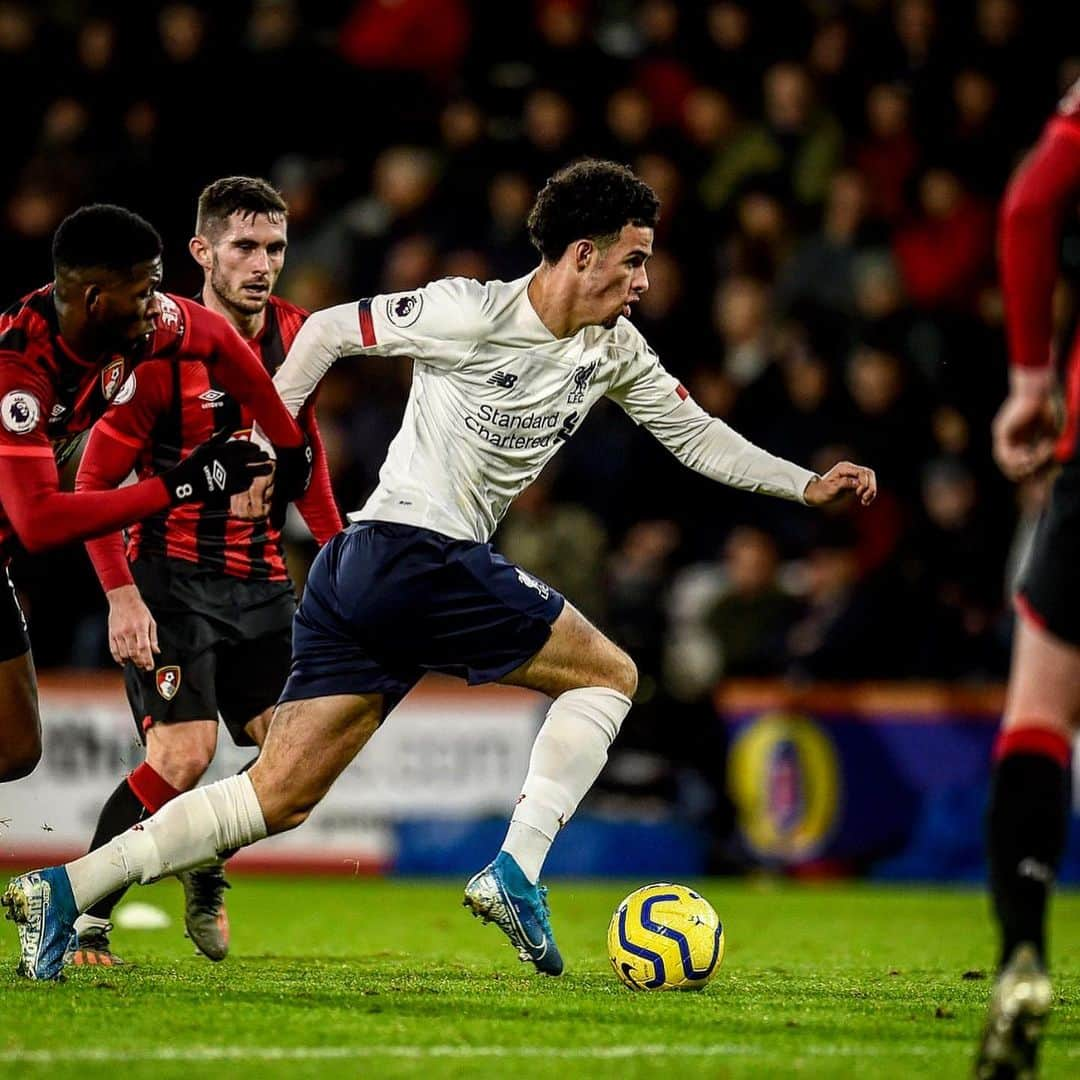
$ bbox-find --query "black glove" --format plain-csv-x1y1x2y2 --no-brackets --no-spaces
164,430,272,505
267,435,314,529
272,436,314,504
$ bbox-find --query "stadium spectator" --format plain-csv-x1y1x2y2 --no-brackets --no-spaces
3,0,1078,688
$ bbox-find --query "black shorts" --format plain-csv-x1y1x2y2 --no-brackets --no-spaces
125,556,296,747
0,565,30,662
1017,462,1080,646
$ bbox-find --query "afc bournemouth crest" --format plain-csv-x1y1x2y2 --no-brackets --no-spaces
156,665,181,701
101,357,126,401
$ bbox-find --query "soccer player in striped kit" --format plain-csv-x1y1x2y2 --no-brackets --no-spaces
65,179,341,967
0,204,300,787
974,78,1080,1080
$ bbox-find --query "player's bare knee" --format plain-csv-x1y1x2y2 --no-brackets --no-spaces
602,649,638,699
149,742,214,790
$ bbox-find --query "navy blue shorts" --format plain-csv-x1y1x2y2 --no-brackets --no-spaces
281,521,565,712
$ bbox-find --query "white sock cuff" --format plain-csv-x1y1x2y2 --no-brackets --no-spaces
555,685,632,744
205,773,268,851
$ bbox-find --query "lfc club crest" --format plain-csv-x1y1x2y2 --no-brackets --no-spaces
101,357,126,400
156,665,181,701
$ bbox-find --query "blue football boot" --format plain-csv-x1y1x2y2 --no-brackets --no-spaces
463,851,564,975
2,867,78,981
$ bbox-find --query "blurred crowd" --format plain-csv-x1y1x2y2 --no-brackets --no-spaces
5,0,1080,692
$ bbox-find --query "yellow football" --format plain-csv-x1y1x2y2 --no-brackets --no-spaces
607,882,725,990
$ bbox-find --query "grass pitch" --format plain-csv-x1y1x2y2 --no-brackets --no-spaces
0,875,1077,1078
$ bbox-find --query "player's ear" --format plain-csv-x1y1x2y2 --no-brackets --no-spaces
189,235,212,271
573,239,594,273
84,282,102,316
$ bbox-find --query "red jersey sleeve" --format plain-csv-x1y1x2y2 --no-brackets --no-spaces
0,353,172,555
999,82,1080,371
178,299,302,447
0,361,54,461
75,363,174,592
294,397,343,544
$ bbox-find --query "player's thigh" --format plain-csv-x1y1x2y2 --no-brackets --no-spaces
250,692,385,833
499,602,637,699
0,649,41,779
1003,613,1080,734
144,718,220,790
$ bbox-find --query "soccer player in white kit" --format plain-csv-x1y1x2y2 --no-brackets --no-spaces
5,161,876,980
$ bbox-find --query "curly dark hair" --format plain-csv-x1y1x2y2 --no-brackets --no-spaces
527,159,660,263
196,175,287,239
52,204,161,275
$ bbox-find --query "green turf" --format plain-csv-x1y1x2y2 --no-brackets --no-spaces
0,875,1077,1078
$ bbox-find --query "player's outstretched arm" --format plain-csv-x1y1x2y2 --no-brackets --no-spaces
0,435,270,555
608,339,876,508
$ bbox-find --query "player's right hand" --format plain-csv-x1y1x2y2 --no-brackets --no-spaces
106,584,159,671
164,428,273,505
993,369,1058,481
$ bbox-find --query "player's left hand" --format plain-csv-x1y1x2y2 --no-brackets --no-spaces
804,462,877,507
106,584,159,671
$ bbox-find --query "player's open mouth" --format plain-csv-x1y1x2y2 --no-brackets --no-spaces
243,283,269,295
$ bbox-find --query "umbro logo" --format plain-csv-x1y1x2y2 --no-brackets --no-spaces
487,371,518,389
199,388,226,409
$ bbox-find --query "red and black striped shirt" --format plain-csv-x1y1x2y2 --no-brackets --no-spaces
78,296,341,587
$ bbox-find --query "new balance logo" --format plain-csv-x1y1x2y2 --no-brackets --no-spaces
487,371,518,389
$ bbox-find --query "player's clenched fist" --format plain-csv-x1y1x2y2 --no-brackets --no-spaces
803,461,877,507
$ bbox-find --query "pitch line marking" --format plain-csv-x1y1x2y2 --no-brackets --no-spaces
2,1044,1079,1064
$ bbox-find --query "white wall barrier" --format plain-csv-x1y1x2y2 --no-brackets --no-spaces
0,674,546,872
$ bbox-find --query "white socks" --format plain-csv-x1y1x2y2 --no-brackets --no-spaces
66,773,267,911
501,686,631,883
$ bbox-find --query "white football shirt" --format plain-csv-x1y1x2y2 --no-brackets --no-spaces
273,272,816,543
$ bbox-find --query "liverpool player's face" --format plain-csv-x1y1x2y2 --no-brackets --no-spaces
95,257,163,345
209,212,287,316
585,225,653,329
